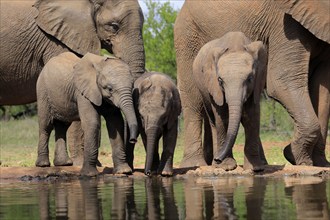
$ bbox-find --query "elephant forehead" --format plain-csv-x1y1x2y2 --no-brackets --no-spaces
218,52,254,71
139,90,167,110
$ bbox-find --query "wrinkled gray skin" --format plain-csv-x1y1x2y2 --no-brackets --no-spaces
0,0,145,165
36,52,138,176
193,32,268,171
174,0,330,168
132,72,181,176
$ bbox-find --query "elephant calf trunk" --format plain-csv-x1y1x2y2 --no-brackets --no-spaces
128,124,138,144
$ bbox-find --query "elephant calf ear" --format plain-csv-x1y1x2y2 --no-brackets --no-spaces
245,41,267,104
204,47,227,106
34,0,101,55
73,53,103,106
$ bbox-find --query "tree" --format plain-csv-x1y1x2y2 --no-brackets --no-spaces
143,0,178,79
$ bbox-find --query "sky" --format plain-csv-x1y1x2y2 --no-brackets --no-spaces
138,0,184,14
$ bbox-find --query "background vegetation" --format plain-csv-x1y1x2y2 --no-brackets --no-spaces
0,1,329,167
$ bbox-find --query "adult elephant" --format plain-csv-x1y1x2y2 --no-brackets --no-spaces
0,0,145,165
174,0,330,168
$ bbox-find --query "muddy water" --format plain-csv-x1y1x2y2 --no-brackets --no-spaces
1,176,329,219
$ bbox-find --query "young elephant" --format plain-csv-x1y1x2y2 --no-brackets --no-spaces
36,52,138,176
193,32,268,171
132,72,181,176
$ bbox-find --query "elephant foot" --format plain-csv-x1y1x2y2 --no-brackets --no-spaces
160,170,173,177
71,155,102,167
54,157,73,166
214,157,237,171
180,154,207,168
284,144,313,166
312,145,330,167
114,163,132,175
159,166,173,176
80,165,99,177
35,155,50,167
71,156,84,166
243,155,264,172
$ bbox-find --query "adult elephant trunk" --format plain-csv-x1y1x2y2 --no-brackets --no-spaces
144,126,159,176
214,102,243,163
112,32,145,80
118,92,138,144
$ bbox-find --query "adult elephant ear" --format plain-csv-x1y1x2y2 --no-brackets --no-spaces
275,0,330,44
73,53,105,106
34,0,101,55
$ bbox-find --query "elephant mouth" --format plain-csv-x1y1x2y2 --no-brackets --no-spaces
101,40,113,54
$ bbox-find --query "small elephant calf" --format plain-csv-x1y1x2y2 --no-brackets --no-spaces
35,52,138,176
132,72,181,176
193,31,268,171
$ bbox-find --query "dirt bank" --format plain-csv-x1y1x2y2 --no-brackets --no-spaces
1,164,330,183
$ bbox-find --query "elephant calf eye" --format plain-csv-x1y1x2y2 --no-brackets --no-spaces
105,22,120,33
218,77,223,86
247,74,254,83
107,86,113,92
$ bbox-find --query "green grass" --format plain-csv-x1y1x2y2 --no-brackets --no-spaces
0,117,329,168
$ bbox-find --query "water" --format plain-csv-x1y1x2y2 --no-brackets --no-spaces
1,176,329,220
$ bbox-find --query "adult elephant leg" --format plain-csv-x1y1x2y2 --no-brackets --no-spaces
67,122,84,166
241,98,266,171
310,61,330,167
180,96,206,167
176,56,207,167
267,34,320,166
53,120,73,166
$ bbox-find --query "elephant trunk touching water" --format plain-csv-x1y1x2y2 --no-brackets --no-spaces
144,126,161,176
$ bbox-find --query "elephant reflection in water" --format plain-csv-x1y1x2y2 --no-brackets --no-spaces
37,179,102,220
285,177,330,220
37,177,179,219
145,178,179,220
110,177,179,219
184,177,267,219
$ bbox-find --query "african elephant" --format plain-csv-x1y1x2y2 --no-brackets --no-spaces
36,52,138,176
193,32,267,171
132,72,181,176
174,0,330,168
0,0,145,165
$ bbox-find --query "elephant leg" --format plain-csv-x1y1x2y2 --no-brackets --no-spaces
176,35,207,167
180,104,207,167
267,37,320,166
310,61,330,167
53,120,73,166
241,99,266,171
36,118,53,167
67,122,84,166
79,102,100,176
104,108,132,174
159,122,178,176
203,117,214,165
125,141,135,170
